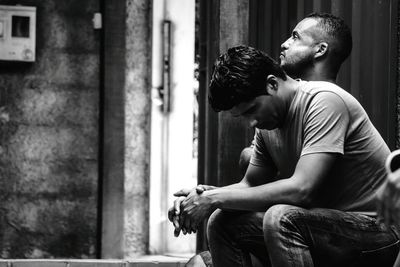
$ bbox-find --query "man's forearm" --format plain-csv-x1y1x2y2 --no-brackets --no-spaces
209,180,250,191
197,180,250,194
204,178,308,212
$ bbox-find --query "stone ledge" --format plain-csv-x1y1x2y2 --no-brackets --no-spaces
0,255,190,267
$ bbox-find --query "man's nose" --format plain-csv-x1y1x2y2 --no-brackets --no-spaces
281,38,290,50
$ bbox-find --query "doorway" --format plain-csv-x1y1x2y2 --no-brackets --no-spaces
149,0,197,255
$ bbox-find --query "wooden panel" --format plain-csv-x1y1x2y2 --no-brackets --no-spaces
218,0,252,186
198,0,220,190
198,0,253,189
333,0,352,91
197,0,252,250
350,0,362,99
371,1,390,138
197,0,219,251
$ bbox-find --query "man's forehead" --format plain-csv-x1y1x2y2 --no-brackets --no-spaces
294,18,320,34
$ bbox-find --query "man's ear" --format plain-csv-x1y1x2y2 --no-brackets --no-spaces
314,42,328,59
266,75,278,94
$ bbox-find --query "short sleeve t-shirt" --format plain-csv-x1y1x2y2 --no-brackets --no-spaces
250,81,390,215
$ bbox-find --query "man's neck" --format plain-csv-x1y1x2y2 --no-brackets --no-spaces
301,65,337,83
281,76,299,107
275,76,299,128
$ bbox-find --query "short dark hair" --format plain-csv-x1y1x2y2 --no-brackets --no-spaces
209,46,286,112
306,12,352,70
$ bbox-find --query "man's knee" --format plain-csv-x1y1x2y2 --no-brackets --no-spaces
207,209,256,241
207,209,227,240
263,204,302,237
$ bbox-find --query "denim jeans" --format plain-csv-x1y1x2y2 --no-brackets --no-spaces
207,205,400,267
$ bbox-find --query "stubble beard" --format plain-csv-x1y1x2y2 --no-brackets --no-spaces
280,54,315,79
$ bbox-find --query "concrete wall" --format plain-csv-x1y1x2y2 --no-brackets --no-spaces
123,0,152,257
0,0,100,258
101,0,152,258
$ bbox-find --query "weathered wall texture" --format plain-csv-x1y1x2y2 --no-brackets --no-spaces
123,0,151,257
101,0,152,258
0,0,100,258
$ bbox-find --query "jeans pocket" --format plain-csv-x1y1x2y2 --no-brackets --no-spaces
358,240,400,267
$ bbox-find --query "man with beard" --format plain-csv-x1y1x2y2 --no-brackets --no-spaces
279,13,351,83
171,13,395,267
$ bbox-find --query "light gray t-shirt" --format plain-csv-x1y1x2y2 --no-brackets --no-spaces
250,81,390,215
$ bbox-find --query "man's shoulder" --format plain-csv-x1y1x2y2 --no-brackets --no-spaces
300,81,344,95
299,81,358,106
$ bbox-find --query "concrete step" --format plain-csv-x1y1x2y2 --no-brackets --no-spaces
0,255,190,267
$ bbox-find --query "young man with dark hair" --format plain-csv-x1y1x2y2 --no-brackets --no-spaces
177,45,398,266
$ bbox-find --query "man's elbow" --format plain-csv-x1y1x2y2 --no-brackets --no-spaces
296,186,315,208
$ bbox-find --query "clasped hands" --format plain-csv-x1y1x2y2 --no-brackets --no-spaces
168,184,216,237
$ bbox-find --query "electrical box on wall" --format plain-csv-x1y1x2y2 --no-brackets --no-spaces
0,5,36,62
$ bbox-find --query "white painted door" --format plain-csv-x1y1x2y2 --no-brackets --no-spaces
149,0,197,255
